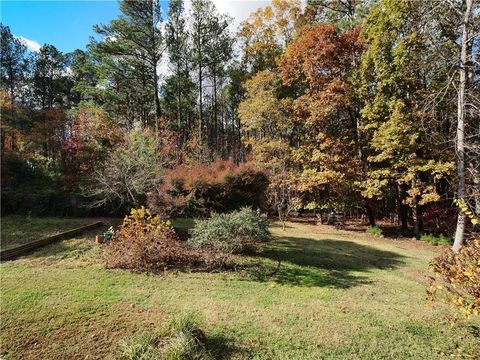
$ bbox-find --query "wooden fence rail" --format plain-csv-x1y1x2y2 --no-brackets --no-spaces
0,221,103,261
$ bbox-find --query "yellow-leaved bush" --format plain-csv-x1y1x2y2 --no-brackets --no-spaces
428,205,479,318
121,206,172,233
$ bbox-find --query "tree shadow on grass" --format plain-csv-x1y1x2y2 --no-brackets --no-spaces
247,236,406,288
205,333,255,360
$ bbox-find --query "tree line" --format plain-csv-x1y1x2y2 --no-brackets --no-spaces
1,0,478,250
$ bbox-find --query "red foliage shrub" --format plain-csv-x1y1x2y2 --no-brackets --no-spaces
147,159,269,216
163,158,241,190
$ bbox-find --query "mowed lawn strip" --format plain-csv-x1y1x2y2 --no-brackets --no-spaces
1,220,479,359
0,216,99,251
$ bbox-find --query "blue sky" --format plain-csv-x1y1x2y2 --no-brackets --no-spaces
1,0,270,54
1,1,164,53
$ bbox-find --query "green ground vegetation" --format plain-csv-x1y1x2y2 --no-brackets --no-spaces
1,219,479,359
0,216,97,250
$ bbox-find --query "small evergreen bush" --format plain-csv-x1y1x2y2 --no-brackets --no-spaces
366,225,383,236
189,207,271,253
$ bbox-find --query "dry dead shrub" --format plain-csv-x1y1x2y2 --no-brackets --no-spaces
103,207,224,273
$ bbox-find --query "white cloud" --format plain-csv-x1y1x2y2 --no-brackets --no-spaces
182,0,271,33
16,35,42,52
212,0,271,31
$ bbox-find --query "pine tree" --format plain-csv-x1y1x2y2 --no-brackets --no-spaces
0,24,28,104
165,0,192,139
91,0,163,130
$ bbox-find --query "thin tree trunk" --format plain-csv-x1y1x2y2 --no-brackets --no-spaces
177,60,182,131
151,1,161,127
213,71,218,153
412,196,420,239
237,116,244,163
453,0,473,252
397,184,408,231
198,64,203,142
365,199,375,226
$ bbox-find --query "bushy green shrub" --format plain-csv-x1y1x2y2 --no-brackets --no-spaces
366,226,383,236
189,207,271,253
420,233,451,246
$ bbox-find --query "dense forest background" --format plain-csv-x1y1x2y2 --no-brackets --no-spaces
1,0,479,250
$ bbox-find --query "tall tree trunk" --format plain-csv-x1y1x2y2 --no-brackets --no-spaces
1,127,5,154
154,66,161,136
412,196,420,239
365,199,375,226
198,64,203,142
452,0,473,252
236,116,242,163
213,70,218,153
151,0,161,126
177,60,182,131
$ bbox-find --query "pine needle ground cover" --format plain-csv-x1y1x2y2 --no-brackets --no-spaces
1,220,479,359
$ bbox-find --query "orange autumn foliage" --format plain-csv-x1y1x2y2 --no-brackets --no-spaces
147,159,269,217
278,24,365,196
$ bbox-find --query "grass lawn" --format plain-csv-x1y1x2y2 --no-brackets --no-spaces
1,220,479,359
0,216,100,251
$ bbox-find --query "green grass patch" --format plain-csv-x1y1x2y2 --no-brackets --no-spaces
1,220,479,359
0,216,97,250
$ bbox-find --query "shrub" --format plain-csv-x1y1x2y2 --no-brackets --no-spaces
189,207,271,254
104,207,221,272
87,126,164,209
428,239,480,318
147,159,269,217
420,233,451,246
366,225,383,236
222,168,270,212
